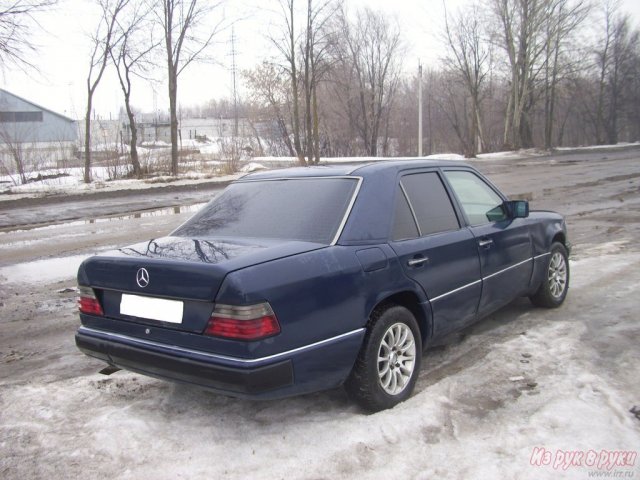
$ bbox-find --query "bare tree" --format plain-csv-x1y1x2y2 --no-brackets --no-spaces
0,0,57,70
626,40,640,141
593,2,640,144
443,2,491,157
332,7,403,156
489,0,550,149
593,1,616,144
110,0,158,178
270,0,305,164
488,0,590,149
300,0,335,163
84,0,129,183
541,0,589,149
155,0,225,176
0,122,29,184
245,61,296,156
267,0,335,164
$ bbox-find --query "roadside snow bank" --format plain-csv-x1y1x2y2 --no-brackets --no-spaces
555,141,640,151
0,169,241,201
424,153,465,160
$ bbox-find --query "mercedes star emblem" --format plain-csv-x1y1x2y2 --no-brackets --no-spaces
136,267,150,288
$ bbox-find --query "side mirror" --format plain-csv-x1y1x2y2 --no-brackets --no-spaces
505,200,529,218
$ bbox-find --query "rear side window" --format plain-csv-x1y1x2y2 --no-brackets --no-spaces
398,172,460,237
173,178,358,244
444,171,506,225
392,189,419,241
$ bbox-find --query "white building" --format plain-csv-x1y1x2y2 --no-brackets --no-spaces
0,88,77,171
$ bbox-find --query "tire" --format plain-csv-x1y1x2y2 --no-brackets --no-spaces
345,305,422,412
529,242,570,308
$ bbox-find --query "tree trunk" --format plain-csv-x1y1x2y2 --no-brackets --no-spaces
312,83,320,163
469,95,479,157
84,97,92,184
12,148,27,185
543,28,552,150
608,88,619,144
544,19,562,150
277,117,295,156
475,99,485,153
125,97,142,178
304,82,312,161
303,0,313,163
503,83,514,149
168,69,179,176
288,3,305,166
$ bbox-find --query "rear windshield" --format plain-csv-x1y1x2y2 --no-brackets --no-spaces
173,177,359,244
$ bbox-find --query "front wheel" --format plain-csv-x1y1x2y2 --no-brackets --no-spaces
530,242,570,308
345,305,422,412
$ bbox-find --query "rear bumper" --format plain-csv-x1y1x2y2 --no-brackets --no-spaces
75,325,365,399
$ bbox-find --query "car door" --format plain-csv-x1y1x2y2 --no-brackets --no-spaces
443,169,533,315
389,171,482,338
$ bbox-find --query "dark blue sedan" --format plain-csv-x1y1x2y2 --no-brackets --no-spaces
76,160,570,411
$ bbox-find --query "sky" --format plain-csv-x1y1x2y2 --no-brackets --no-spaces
2,0,640,120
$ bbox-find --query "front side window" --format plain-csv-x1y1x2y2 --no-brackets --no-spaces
396,172,460,238
173,178,358,244
444,170,506,225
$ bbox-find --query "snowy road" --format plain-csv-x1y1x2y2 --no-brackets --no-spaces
1,150,639,479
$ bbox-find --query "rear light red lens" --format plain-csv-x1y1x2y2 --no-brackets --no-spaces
78,287,104,316
205,303,280,340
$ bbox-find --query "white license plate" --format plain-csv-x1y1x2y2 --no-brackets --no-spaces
120,294,184,324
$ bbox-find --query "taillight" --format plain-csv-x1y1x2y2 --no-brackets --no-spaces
205,303,280,340
78,286,103,316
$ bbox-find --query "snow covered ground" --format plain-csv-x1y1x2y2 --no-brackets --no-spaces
1,248,638,480
1,147,639,479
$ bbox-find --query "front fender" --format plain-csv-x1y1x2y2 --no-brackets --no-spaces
528,211,567,255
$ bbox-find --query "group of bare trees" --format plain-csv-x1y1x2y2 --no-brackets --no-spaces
592,3,640,145
255,0,336,165
245,0,640,160
437,0,640,155
82,0,225,181
3,0,640,180
436,0,591,156
246,1,403,163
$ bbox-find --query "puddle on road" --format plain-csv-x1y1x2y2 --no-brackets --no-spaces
84,203,205,225
0,204,206,283
0,203,205,236
0,244,121,284
0,254,90,284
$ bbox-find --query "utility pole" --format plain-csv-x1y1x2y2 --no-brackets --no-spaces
418,62,423,157
231,26,239,139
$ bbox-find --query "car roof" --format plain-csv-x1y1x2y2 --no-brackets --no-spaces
239,158,472,181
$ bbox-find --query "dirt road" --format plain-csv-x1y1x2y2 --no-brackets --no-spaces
1,149,639,479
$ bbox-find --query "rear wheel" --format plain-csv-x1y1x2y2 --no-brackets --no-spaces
530,242,569,308
345,305,422,412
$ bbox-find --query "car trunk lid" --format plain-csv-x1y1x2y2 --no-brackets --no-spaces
78,236,324,332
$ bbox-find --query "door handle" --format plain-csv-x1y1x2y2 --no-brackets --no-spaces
478,238,493,248
407,256,429,267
